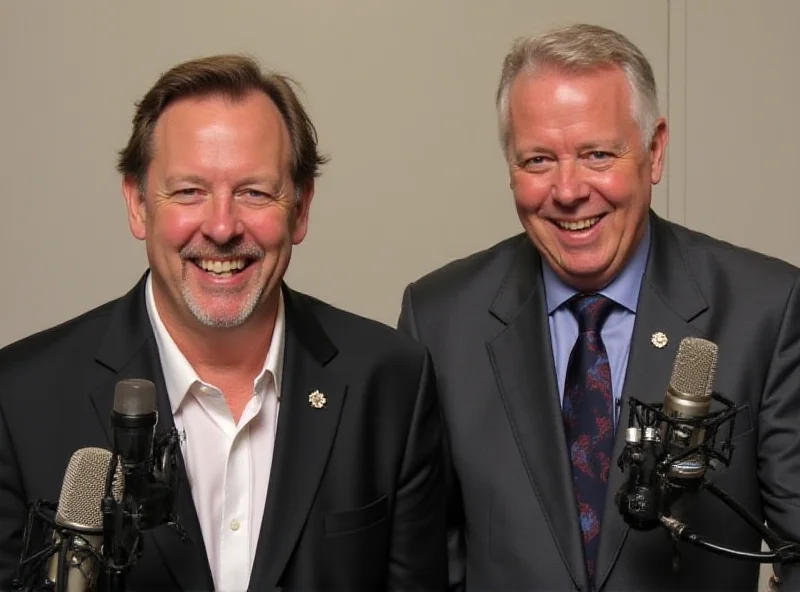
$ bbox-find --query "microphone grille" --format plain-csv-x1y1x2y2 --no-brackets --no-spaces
669,336,719,399
114,378,157,415
55,447,123,532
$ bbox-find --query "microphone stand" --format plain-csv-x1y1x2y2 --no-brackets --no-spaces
660,481,800,564
617,393,800,569
13,500,107,592
100,427,187,592
102,452,136,592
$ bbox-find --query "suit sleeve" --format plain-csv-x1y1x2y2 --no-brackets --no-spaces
759,274,800,590
398,284,466,592
386,346,447,591
0,400,26,590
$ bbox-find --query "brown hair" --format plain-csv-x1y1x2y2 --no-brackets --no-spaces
117,54,328,190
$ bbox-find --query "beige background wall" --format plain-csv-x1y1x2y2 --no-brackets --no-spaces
1,0,797,587
4,0,797,340
0,0,670,345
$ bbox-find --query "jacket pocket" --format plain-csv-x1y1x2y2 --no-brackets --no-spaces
323,494,388,536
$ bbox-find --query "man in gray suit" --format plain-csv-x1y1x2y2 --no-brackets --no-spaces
399,23,800,591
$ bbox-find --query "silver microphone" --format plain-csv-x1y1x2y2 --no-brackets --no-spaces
46,447,123,592
662,336,719,481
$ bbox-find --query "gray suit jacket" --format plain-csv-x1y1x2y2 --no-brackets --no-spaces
398,211,800,591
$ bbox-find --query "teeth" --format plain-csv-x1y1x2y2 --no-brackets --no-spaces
198,259,246,274
557,216,600,231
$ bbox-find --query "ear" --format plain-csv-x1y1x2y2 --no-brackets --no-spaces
122,176,147,240
291,179,315,245
649,117,669,185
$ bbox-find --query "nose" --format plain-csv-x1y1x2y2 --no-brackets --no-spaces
552,159,589,206
201,193,244,245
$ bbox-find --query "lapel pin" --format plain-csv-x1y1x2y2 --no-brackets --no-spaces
308,390,327,409
651,331,668,349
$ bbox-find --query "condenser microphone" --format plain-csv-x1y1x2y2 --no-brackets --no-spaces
661,336,719,481
104,377,182,591
111,379,157,504
616,336,720,530
616,338,800,565
46,447,123,592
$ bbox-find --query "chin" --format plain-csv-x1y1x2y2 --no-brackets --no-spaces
192,309,253,329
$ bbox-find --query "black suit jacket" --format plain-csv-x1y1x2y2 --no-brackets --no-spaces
398,211,800,591
0,274,447,591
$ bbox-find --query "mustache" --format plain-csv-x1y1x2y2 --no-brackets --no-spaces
180,242,265,261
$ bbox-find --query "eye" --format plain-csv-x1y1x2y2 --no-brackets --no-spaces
171,188,207,202
587,151,613,160
236,188,281,205
520,155,553,172
239,189,276,200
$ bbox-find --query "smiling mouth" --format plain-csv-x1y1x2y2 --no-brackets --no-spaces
554,215,604,231
193,258,253,278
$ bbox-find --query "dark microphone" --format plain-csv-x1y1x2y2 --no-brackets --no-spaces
108,378,177,530
102,379,185,590
111,379,157,507
45,448,123,592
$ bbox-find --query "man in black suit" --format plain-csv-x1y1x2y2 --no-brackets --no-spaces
0,55,446,591
399,24,800,591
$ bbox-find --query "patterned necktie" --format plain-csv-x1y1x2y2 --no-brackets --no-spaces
562,293,615,585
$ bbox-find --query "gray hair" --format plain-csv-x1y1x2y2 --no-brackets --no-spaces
496,23,660,159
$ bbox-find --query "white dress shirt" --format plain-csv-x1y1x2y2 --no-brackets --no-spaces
145,275,284,592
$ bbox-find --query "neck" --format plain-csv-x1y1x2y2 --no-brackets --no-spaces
155,290,279,381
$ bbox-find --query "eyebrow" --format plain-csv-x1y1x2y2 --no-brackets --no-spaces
515,140,628,158
165,175,209,188
235,175,282,189
164,175,284,190
576,140,628,152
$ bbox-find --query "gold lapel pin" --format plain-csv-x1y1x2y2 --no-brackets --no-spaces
308,390,327,409
651,331,668,349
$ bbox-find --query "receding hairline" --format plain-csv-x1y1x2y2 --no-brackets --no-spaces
143,89,295,189
151,87,290,129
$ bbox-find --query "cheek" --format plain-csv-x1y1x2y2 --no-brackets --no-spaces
247,210,295,248
149,206,203,248
512,175,550,213
588,169,645,209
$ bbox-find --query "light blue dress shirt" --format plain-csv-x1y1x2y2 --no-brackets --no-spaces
542,222,651,427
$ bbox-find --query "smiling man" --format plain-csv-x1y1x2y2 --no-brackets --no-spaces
398,24,800,591
0,55,446,591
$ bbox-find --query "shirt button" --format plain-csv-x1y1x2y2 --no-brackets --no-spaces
230,519,241,531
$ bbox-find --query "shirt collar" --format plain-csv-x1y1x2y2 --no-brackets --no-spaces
145,273,286,414
542,220,651,314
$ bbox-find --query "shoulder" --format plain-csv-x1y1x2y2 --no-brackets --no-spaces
664,219,800,291
290,290,428,365
404,234,530,310
0,298,119,395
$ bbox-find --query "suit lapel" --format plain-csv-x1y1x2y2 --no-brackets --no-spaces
595,213,709,589
487,239,588,590
88,274,212,591
249,286,346,590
